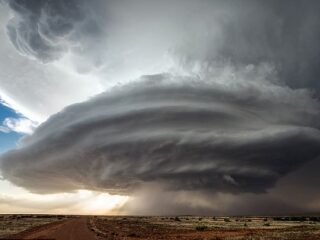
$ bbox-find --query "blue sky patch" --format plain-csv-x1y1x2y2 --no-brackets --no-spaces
0,102,22,153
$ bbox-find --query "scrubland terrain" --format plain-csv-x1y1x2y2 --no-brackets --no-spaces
1,215,320,240
0,214,70,237
89,216,320,240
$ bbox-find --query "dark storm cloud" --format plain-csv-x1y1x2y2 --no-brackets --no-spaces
168,0,320,94
1,74,319,194
5,0,320,94
5,0,106,65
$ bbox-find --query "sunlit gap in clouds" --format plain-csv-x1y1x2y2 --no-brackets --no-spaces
74,190,129,215
0,180,129,215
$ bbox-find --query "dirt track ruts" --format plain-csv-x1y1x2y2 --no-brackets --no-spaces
12,217,96,240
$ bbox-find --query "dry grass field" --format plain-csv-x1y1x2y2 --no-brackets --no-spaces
89,216,320,240
1,215,320,239
0,214,70,238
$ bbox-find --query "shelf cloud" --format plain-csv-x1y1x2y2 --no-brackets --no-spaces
1,73,319,198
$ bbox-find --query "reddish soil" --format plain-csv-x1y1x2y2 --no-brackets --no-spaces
8,218,96,240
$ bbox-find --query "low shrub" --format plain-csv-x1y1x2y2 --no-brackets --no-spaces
195,225,208,231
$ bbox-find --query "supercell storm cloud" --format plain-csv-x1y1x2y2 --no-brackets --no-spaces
1,73,320,196
1,0,320,214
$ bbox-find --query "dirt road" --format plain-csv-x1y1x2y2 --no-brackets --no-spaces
15,217,96,240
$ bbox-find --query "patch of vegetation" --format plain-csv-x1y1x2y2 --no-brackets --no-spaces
195,225,208,231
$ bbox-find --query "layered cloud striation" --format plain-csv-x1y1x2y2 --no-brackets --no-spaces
1,73,319,195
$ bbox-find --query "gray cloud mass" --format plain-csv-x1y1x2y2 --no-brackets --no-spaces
4,0,320,94
1,75,319,197
5,0,107,71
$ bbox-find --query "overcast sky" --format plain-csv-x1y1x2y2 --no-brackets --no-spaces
0,0,320,215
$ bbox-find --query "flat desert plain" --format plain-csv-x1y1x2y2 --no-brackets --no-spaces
1,215,320,239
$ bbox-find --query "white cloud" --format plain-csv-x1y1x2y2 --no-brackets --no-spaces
2,117,38,134
0,126,9,133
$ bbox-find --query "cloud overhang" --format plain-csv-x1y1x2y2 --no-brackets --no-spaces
1,74,319,197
